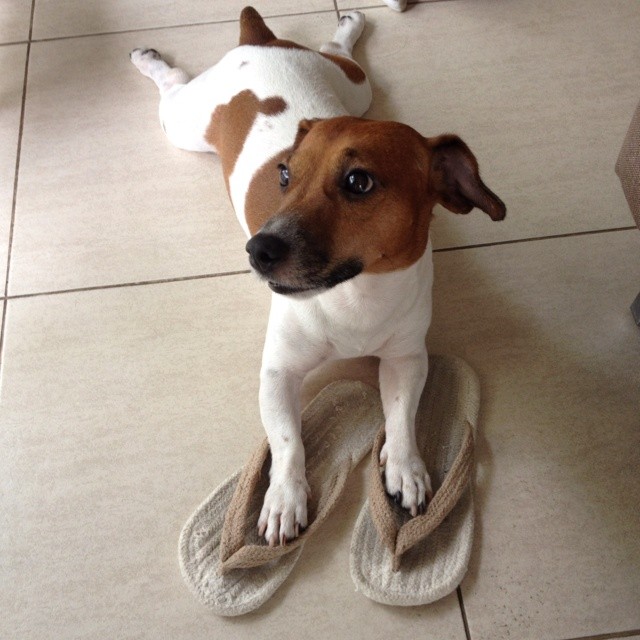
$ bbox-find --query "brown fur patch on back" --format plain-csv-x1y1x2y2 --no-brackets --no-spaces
206,90,288,191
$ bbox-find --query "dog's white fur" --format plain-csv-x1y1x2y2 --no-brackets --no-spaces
132,10,501,547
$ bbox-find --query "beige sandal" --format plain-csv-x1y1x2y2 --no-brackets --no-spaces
179,380,384,616
350,355,480,606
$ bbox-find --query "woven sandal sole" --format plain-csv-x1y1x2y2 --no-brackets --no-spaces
349,355,480,606
179,379,384,616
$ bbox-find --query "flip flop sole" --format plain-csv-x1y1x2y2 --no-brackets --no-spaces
179,470,303,616
179,380,384,616
349,355,480,606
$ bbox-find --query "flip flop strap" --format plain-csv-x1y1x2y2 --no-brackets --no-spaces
218,439,350,573
218,438,270,567
369,420,475,571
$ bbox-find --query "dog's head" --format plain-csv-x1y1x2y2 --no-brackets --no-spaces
245,116,506,296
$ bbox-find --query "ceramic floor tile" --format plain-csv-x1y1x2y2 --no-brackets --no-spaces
11,24,242,297
0,274,465,640
0,44,26,290
345,0,640,248
32,0,336,40
427,230,640,640
0,0,31,44
11,12,344,296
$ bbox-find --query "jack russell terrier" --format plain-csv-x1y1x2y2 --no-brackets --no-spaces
131,6,505,548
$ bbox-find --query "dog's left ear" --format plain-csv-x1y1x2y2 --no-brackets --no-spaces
425,134,506,221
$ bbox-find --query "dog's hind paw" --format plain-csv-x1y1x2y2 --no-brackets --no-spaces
383,0,408,12
337,11,366,42
130,47,161,68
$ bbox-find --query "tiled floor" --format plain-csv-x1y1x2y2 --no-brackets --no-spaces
1,1,639,639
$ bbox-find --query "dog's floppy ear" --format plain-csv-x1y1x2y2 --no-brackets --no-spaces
426,134,506,221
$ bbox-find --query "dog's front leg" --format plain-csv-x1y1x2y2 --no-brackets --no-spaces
256,365,310,546
255,303,327,546
378,350,433,516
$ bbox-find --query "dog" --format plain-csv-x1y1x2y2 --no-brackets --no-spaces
131,6,505,547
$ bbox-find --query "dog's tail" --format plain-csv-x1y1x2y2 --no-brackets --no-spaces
239,7,276,46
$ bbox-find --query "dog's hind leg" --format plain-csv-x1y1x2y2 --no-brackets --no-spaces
319,12,372,117
130,48,216,153
130,48,190,95
320,11,366,60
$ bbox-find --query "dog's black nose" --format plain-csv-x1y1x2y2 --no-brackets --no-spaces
246,233,290,274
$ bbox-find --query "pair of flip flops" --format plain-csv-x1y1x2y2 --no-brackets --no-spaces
179,355,480,616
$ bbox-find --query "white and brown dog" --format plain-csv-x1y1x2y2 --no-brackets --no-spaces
131,7,505,547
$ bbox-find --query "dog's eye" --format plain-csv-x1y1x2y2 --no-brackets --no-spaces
345,170,374,195
278,164,290,188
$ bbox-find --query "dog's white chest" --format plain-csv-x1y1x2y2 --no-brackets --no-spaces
286,249,434,361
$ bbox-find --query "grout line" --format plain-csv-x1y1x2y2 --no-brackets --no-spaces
455,587,640,640
26,8,339,45
0,225,634,303
0,298,6,365
558,630,640,640
3,0,35,299
432,226,636,253
456,587,472,640
0,0,35,366
5,270,252,301
0,0,461,50
0,40,29,47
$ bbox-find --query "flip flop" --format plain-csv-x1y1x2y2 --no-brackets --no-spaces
350,354,480,606
179,380,384,616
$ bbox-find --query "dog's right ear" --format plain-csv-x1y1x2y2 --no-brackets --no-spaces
425,134,506,221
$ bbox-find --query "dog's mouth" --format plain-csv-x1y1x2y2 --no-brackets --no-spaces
267,281,316,296
266,259,364,297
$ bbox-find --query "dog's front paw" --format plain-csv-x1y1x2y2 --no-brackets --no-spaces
257,475,310,546
380,444,433,516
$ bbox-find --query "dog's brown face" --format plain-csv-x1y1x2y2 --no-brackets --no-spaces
245,116,506,295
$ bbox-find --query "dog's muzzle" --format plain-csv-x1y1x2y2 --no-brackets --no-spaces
245,227,363,296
